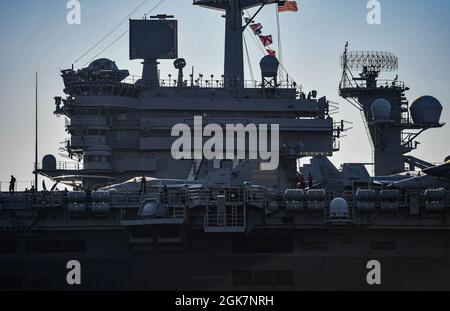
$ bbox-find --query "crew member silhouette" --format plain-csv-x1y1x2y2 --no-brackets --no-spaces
9,175,16,194
140,175,147,194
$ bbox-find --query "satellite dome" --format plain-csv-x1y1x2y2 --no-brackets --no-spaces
330,198,349,218
259,55,279,77
140,198,160,217
88,58,119,72
371,98,392,120
410,96,443,124
42,154,57,170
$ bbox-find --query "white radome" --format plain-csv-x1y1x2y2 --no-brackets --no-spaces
371,98,392,120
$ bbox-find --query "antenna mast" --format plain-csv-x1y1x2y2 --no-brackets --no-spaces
193,0,279,88
35,72,39,191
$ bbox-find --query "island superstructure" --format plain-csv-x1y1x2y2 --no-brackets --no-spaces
0,0,449,290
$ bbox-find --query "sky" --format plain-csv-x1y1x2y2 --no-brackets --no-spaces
0,0,449,189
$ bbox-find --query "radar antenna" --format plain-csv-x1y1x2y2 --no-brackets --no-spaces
340,44,399,90
341,50,398,73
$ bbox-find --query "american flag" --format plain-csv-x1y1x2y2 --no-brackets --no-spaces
278,0,299,13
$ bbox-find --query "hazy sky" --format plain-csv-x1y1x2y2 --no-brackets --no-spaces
0,0,449,189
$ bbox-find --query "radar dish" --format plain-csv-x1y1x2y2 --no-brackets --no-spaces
341,51,398,72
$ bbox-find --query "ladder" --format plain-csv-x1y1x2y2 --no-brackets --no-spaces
231,204,238,227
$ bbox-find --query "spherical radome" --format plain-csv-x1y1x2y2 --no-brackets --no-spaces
330,197,349,217
410,96,443,124
371,98,392,120
88,58,119,72
42,154,57,170
259,55,279,77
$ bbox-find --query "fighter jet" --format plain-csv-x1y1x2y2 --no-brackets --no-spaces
371,171,422,186
423,159,450,179
389,158,450,190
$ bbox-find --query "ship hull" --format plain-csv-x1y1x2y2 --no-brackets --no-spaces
2,229,450,290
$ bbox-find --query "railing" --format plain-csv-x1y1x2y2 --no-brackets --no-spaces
188,188,267,207
340,79,405,90
0,188,448,230
0,192,64,209
36,161,83,171
66,116,108,127
112,191,142,209
204,213,246,228
121,75,297,89
70,136,108,147
165,189,189,205
333,139,340,151
172,206,187,219
204,213,246,232
0,181,35,192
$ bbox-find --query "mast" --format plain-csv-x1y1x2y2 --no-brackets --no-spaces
223,0,244,87
276,5,283,65
35,72,38,191
194,0,278,88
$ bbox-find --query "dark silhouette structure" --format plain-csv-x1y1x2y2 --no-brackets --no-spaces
9,175,16,193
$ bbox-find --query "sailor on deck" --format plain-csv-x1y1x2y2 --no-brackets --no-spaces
140,175,147,194
9,175,16,194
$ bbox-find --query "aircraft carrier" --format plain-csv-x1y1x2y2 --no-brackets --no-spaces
0,0,449,290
